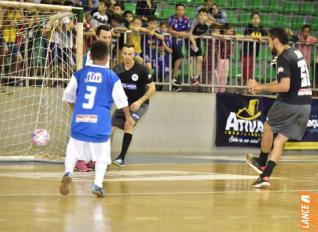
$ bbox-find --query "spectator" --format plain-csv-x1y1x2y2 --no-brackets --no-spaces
123,10,134,28
91,0,111,30
188,8,209,85
83,12,94,53
298,24,317,66
168,3,191,92
2,7,24,79
286,27,299,44
81,0,99,12
197,0,217,25
142,16,164,72
0,8,8,76
136,0,157,23
108,0,117,13
109,14,127,65
155,21,172,91
113,3,125,22
213,23,235,93
315,50,318,96
197,0,214,14
211,4,227,25
242,11,267,83
128,16,147,64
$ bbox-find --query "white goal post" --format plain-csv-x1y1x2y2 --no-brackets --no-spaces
0,1,83,160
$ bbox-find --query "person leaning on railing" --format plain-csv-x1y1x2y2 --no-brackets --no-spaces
242,11,268,85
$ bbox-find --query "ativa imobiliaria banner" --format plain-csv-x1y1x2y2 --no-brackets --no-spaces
215,94,318,149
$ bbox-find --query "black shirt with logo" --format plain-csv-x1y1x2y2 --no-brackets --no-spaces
243,24,267,56
277,47,312,105
113,62,153,105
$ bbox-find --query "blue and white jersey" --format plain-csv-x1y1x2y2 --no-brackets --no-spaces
168,15,191,47
63,64,128,142
83,49,110,68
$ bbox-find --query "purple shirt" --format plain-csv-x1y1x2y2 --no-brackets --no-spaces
168,15,191,46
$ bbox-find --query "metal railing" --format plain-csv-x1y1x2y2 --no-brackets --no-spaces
1,29,318,95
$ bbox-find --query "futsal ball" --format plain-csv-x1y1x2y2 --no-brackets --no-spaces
32,129,50,147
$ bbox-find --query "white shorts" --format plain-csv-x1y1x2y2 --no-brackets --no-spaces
66,137,111,164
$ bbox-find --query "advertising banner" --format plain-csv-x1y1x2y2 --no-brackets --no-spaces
215,94,318,149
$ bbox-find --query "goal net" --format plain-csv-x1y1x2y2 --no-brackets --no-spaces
0,1,83,160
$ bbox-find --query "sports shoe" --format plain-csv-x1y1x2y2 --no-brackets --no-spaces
87,161,96,171
172,77,182,87
59,172,72,195
251,176,270,188
112,158,125,167
74,160,90,172
92,184,106,197
190,77,200,86
245,153,265,174
172,86,182,92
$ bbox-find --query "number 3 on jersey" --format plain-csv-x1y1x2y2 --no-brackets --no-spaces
83,86,97,109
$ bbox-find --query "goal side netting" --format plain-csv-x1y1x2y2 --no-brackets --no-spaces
0,1,83,160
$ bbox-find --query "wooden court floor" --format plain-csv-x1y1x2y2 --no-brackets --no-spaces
0,154,317,232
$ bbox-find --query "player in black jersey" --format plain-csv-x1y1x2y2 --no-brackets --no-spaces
246,27,312,188
112,43,156,167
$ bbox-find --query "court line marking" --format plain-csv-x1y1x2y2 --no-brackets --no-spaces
175,155,318,163
226,216,249,220
184,216,205,220
0,189,317,197
35,218,61,222
0,171,264,182
135,217,158,220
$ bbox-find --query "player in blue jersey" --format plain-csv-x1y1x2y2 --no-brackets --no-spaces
59,40,134,197
76,24,113,172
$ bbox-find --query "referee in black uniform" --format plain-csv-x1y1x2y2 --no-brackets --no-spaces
246,27,312,188
112,43,156,167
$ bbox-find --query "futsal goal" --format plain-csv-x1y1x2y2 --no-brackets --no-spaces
0,1,83,160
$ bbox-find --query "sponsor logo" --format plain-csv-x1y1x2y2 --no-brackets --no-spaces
277,67,284,74
225,99,263,141
235,99,262,120
132,74,139,81
85,72,102,83
75,114,98,123
307,119,318,129
300,192,318,230
122,83,137,90
250,31,262,38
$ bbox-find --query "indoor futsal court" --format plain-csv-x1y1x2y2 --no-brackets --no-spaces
0,152,317,232
0,0,318,231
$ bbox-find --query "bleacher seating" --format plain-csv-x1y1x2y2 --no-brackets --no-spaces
154,0,318,34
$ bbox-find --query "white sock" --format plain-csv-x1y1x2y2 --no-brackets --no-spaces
94,161,107,188
64,153,77,175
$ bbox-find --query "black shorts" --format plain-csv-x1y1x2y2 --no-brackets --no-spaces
267,101,311,141
189,46,203,57
112,103,149,130
172,43,183,64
